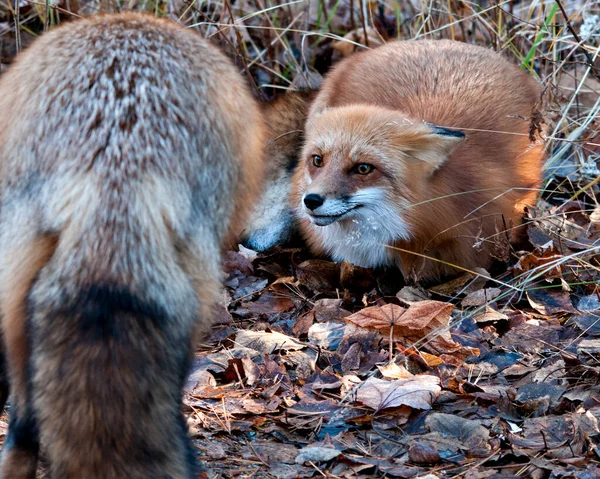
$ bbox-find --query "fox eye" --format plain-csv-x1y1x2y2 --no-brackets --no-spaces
354,163,375,175
312,155,323,167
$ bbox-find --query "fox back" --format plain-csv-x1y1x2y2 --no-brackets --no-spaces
293,40,544,280
0,13,264,478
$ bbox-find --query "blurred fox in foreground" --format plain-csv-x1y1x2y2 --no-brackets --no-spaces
293,40,545,281
0,12,264,478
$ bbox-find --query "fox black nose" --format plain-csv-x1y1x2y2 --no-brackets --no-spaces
304,193,325,210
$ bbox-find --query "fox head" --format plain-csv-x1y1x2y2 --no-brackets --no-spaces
293,104,465,267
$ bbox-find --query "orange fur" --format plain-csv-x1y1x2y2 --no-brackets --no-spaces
0,235,57,479
0,235,58,409
293,40,545,280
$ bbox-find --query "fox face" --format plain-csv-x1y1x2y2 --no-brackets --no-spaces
294,105,464,268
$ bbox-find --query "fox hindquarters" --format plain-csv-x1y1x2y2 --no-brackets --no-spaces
294,40,545,281
0,13,264,479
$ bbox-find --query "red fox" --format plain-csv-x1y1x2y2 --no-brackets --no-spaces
293,40,545,280
0,13,264,478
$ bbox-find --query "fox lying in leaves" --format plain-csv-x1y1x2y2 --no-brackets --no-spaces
292,40,545,281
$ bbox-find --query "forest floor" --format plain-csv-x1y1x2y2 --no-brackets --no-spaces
1,0,600,477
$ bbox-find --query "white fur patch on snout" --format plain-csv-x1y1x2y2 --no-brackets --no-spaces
304,197,354,218
303,187,412,268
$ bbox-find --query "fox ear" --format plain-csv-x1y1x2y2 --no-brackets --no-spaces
404,124,466,172
429,125,466,140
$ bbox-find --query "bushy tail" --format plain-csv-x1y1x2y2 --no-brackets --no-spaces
1,170,220,479
28,275,199,479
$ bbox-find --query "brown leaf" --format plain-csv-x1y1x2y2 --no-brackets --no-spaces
527,289,576,315
576,294,600,312
223,250,254,275
408,442,441,465
308,321,345,350
292,311,314,337
398,301,454,330
346,303,407,331
240,396,281,414
282,350,317,380
396,285,430,303
420,352,444,367
377,363,413,379
425,413,491,451
313,298,351,323
339,260,375,292
341,342,362,372
296,259,340,292
240,442,299,465
295,445,342,464
472,306,509,323
237,244,258,262
212,303,233,326
241,291,295,314
515,383,566,415
500,322,566,354
428,269,488,296
308,372,342,391
235,330,304,353
346,301,477,359
577,339,600,354
356,375,441,410
241,357,261,386
570,314,600,336
184,370,216,395
232,277,269,300
462,288,502,307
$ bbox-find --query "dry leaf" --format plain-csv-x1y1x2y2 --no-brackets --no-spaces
241,291,295,314
420,352,444,367
527,289,577,315
408,442,441,464
396,285,430,303
308,321,345,350
472,306,509,323
295,446,342,464
296,259,340,292
235,330,304,353
377,363,413,379
346,301,478,359
462,288,502,307
346,303,407,331
313,299,351,322
356,375,441,410
425,413,491,451
241,442,299,464
237,244,258,262
339,260,375,292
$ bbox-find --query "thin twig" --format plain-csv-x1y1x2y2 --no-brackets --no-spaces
555,0,600,80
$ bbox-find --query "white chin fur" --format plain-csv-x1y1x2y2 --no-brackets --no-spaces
302,188,411,268
310,216,340,227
